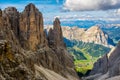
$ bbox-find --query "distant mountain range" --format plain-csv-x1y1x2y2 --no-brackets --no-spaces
103,27,120,43
45,20,120,29
62,26,115,48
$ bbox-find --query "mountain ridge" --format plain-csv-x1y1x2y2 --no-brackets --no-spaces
45,26,115,48
62,26,115,48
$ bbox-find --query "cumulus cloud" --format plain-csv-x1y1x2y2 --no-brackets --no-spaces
115,8,120,16
64,0,120,11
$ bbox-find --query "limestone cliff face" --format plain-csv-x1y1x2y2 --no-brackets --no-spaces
85,42,120,80
62,26,114,48
19,3,47,50
62,26,86,40
82,26,108,45
0,3,79,80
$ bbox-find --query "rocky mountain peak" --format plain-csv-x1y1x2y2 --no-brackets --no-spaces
48,18,65,48
85,26,102,35
62,26,114,48
3,7,20,38
27,3,35,7
24,3,39,13
19,3,46,50
4,7,17,14
53,17,61,28
87,26,100,31
53,17,63,42
85,26,103,36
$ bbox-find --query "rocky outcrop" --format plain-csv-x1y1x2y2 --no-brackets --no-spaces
62,26,86,40
3,7,20,37
85,42,120,80
108,42,120,77
82,26,110,46
19,3,47,50
61,26,114,48
1,7,20,51
48,18,65,48
43,18,77,78
0,40,35,80
0,3,79,80
90,54,109,75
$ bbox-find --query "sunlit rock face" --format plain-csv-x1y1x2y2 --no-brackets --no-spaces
62,26,114,48
19,3,47,50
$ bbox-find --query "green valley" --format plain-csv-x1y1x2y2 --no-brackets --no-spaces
64,38,111,75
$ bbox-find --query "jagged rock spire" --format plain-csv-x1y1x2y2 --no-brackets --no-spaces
53,17,63,41
24,3,38,12
19,3,46,50
3,7,20,37
48,17,65,48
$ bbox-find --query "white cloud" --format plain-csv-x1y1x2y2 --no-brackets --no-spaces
116,8,120,15
64,0,120,11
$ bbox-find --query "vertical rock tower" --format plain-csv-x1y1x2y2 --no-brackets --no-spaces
48,17,65,48
20,3,46,50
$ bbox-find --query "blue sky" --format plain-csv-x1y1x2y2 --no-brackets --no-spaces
1,0,120,26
